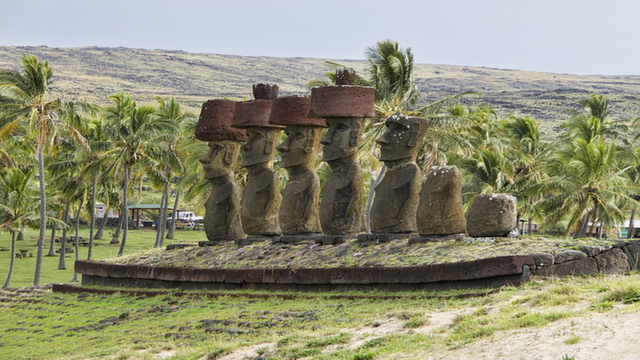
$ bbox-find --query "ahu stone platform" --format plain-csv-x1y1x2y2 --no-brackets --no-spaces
75,255,534,292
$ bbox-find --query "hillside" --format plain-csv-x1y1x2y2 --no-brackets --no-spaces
1,46,640,138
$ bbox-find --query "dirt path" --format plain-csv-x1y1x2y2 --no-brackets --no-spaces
212,308,640,360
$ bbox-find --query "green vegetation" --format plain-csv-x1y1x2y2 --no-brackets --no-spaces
1,274,640,359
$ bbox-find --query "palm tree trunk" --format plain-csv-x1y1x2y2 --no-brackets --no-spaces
58,198,71,270
155,189,166,247
2,231,16,289
118,162,129,257
527,217,533,237
628,209,636,239
34,147,47,286
587,209,598,238
94,209,109,240
156,169,170,247
71,198,83,282
47,225,57,256
166,191,180,239
87,173,98,260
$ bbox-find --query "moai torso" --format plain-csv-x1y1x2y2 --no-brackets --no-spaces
369,115,429,234
308,69,374,236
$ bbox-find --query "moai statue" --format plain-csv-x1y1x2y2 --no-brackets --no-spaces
232,84,284,244
359,115,429,243
195,99,246,244
269,95,326,243
307,68,375,244
412,165,467,243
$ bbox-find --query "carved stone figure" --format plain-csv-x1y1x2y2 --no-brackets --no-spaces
269,96,326,240
232,84,283,239
415,165,467,241
467,194,517,237
195,99,246,243
308,69,375,242
366,115,429,239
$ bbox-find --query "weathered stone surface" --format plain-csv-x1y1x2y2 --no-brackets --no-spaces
269,96,326,127
77,255,533,285
417,165,466,236
595,248,629,274
252,83,279,100
532,257,598,277
276,126,323,235
408,234,465,244
200,141,244,241
370,116,429,234
621,242,640,270
234,126,283,236
319,118,366,235
554,250,587,264
531,253,554,268
307,86,375,118
232,100,281,129
466,194,517,237
195,99,246,142
580,245,612,257
335,68,356,86
356,233,413,244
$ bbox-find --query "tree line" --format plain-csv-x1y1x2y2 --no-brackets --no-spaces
1,40,640,288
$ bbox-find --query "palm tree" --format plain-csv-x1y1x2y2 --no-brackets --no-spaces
0,168,39,289
532,138,638,239
0,55,63,286
102,92,178,256
154,96,193,242
502,116,549,235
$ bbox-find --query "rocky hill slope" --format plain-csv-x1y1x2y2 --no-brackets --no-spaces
1,46,639,138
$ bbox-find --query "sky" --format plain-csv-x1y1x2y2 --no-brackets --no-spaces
2,0,640,75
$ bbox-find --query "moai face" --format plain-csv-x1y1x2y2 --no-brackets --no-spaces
376,116,427,162
241,127,280,167
320,118,363,162
199,140,241,179
276,125,321,168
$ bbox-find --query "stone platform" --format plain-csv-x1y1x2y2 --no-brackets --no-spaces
75,255,534,292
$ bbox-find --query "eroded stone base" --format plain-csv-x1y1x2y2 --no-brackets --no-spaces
357,233,414,245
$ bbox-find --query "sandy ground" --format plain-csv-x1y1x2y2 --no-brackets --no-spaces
208,307,640,360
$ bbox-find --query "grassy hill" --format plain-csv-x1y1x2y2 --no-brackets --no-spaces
1,46,639,138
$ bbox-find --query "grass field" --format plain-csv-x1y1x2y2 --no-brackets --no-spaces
0,227,208,288
2,273,640,359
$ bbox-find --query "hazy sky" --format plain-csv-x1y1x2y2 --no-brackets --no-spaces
3,0,639,75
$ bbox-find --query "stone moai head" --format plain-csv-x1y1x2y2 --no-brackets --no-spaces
376,115,429,163
269,96,326,169
232,83,284,168
195,99,246,179
320,118,364,162
307,68,374,163
199,140,242,179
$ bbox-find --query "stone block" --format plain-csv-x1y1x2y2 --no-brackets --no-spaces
466,194,517,237
531,253,554,269
595,248,629,274
580,245,611,257
622,242,640,271
554,250,587,264
417,166,466,236
532,257,598,277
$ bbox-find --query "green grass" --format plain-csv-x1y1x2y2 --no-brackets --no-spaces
2,274,640,359
0,227,208,288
